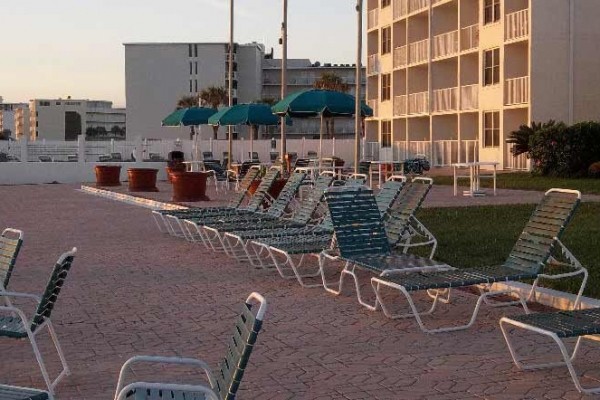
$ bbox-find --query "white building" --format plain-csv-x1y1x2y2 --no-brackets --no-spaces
0,102,29,140
124,42,367,140
29,99,125,141
366,0,600,169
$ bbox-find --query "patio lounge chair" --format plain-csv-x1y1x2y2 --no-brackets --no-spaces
500,307,600,394
191,172,306,250
0,229,24,293
0,384,50,400
319,180,444,306
151,166,261,236
0,248,77,395
371,189,588,333
114,292,267,400
247,177,410,287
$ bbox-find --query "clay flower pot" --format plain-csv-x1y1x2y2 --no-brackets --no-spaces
171,172,210,202
128,168,159,192
166,164,186,183
95,165,121,187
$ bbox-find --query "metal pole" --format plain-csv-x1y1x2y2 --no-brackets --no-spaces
354,0,363,173
228,0,234,170
280,0,288,167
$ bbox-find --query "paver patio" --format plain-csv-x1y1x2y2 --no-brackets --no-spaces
0,183,598,399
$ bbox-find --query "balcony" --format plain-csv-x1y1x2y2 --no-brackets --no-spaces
409,0,429,13
408,91,429,114
394,95,408,116
505,9,529,41
368,9,379,30
393,46,408,69
460,84,479,110
505,76,529,106
432,87,458,112
461,24,479,51
433,30,459,59
409,39,429,65
505,143,529,170
367,54,380,76
393,0,408,19
367,99,378,117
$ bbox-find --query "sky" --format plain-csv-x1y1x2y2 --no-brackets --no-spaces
1,0,365,108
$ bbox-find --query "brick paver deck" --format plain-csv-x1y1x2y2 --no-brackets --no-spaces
0,184,598,399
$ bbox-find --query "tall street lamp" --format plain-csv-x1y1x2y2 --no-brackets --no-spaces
354,0,363,173
228,0,234,170
280,0,288,168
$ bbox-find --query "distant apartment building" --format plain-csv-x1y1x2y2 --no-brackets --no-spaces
365,0,600,169
29,99,125,141
0,102,29,139
124,42,366,139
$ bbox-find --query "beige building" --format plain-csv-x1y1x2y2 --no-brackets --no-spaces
29,99,125,141
365,0,600,169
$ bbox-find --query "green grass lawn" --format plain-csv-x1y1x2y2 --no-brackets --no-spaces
416,202,600,298
430,172,600,195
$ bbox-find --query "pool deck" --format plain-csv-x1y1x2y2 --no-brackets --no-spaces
0,183,598,399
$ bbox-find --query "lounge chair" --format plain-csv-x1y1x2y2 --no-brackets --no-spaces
192,172,306,251
371,189,588,333
114,293,267,400
0,384,50,400
0,248,77,395
0,229,24,293
151,166,261,236
500,307,600,394
319,181,444,307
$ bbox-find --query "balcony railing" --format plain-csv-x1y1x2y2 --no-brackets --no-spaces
433,140,459,166
433,87,458,112
505,9,529,41
367,54,379,76
393,0,408,19
460,84,479,110
505,76,529,106
433,30,459,59
409,0,429,13
394,95,408,116
368,9,379,29
462,140,479,164
393,46,408,69
409,39,429,64
461,24,479,51
367,99,378,117
408,91,429,114
505,143,529,170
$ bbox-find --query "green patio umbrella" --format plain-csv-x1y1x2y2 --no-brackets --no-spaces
272,89,373,167
162,107,217,160
208,103,290,160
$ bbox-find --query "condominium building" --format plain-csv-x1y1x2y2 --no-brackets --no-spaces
29,99,126,141
124,42,367,140
0,102,29,140
365,0,600,169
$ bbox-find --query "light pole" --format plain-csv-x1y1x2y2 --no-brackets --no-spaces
354,0,363,173
280,0,288,168
228,0,234,170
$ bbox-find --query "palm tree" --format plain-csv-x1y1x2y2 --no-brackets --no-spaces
313,72,350,138
200,86,229,139
507,120,556,156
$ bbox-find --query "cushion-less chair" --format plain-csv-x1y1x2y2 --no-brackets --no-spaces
0,384,49,400
114,293,267,400
0,248,76,396
0,229,24,293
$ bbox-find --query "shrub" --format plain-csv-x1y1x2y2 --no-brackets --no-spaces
527,121,600,177
589,162,600,178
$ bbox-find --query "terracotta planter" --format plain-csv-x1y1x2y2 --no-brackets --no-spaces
171,172,210,202
166,165,186,182
95,165,121,187
128,168,159,192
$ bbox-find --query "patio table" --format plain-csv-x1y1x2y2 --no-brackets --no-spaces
452,162,498,197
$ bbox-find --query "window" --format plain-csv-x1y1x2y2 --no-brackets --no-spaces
381,121,392,148
188,44,193,58
189,80,193,93
195,62,198,75
381,73,391,101
189,62,193,75
484,0,500,24
381,26,392,54
381,0,391,8
194,80,198,92
194,44,198,57
483,111,500,148
483,48,500,86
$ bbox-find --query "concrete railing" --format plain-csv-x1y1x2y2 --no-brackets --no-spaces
409,0,429,13
394,95,408,116
393,0,408,19
461,24,479,51
505,9,529,41
393,45,408,69
408,91,429,114
409,39,429,64
433,87,459,112
460,84,479,110
505,76,529,105
433,30,459,59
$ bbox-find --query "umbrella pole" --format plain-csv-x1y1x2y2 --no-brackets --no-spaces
319,114,324,171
